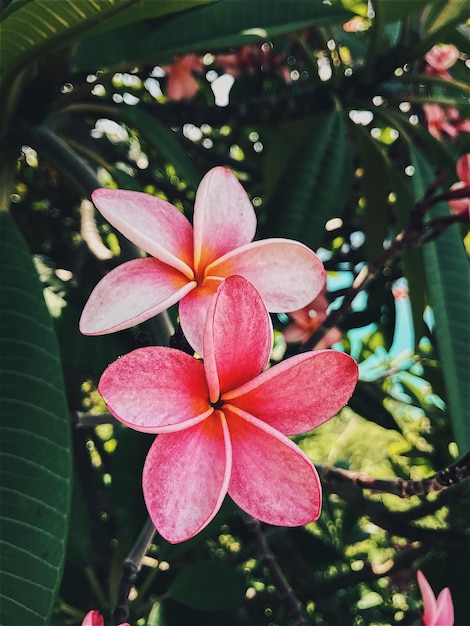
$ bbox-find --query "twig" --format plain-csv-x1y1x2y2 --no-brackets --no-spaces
112,517,156,626
318,451,470,498
243,515,311,626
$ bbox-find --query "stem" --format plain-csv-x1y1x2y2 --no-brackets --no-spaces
244,515,311,626
112,517,156,625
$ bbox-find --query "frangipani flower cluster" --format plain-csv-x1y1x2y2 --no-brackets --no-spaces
80,166,325,356
98,276,358,543
417,570,454,626
424,44,459,79
449,153,470,219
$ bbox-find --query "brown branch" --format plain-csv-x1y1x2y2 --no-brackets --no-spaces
318,451,470,498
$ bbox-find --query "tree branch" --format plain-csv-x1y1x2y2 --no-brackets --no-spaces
243,515,311,626
317,451,470,498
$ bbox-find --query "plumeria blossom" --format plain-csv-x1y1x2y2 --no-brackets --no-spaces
424,44,459,79
422,104,470,141
98,276,358,543
161,54,203,100
449,153,470,219
283,288,342,349
80,167,325,355
82,610,129,626
417,570,454,626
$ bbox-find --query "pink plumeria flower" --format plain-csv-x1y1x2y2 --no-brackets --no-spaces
425,44,459,79
449,153,470,219
98,276,358,543
161,54,203,101
422,104,470,141
82,610,129,626
283,288,342,348
80,167,325,355
417,570,454,626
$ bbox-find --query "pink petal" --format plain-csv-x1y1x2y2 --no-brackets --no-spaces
207,239,326,312
434,588,454,626
457,153,470,184
193,167,256,275
143,412,231,543
225,406,321,525
98,347,213,433
80,258,196,335
82,611,103,626
417,570,438,624
178,277,223,355
203,276,272,403
224,350,358,435
92,188,194,277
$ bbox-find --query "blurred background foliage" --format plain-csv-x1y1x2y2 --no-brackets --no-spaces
0,0,469,625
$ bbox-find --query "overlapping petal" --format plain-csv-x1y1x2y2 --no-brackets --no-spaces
203,275,272,402
98,347,212,433
80,258,196,335
92,188,194,275
207,239,326,312
143,413,231,543
178,277,224,356
226,406,322,525
193,167,256,274
224,350,358,435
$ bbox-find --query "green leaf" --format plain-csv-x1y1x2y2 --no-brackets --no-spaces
264,108,353,251
355,127,390,261
409,147,470,451
0,212,71,625
168,559,246,611
75,0,352,70
0,0,209,134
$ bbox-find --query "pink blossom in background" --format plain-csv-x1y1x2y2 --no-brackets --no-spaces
283,289,342,349
422,103,470,141
80,167,325,355
417,570,454,626
161,54,203,100
448,153,470,219
424,44,459,79
82,610,129,626
215,44,292,83
98,276,358,543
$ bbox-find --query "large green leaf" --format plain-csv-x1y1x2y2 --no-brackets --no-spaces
263,108,353,251
355,127,390,261
0,213,71,624
0,0,206,86
0,0,210,134
74,0,352,70
409,148,470,452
